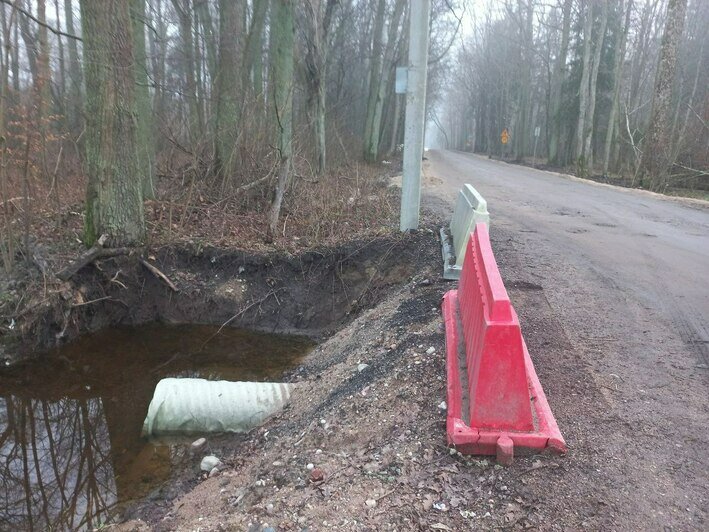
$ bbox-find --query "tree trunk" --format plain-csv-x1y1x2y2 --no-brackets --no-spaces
11,17,19,92
36,0,51,110
0,4,16,272
54,0,66,97
548,0,572,166
149,0,167,126
194,0,218,84
362,0,386,162
64,0,83,134
18,0,38,86
80,0,145,247
386,93,402,157
513,0,533,160
575,0,594,175
267,0,294,238
369,0,405,163
674,38,704,161
303,0,337,174
603,0,632,175
243,0,268,98
35,0,52,182
0,13,3,91
215,0,242,183
131,0,156,199
583,0,609,171
194,9,205,133
638,0,688,190
172,0,200,142
194,0,218,138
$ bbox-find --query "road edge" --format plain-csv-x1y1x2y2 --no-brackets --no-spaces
442,150,709,211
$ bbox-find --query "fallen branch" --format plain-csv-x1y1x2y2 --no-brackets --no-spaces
216,288,284,333
234,173,272,192
71,296,113,308
672,163,709,178
201,288,285,349
56,235,134,281
140,258,179,292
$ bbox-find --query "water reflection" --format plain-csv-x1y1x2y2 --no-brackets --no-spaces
0,397,116,530
0,324,313,531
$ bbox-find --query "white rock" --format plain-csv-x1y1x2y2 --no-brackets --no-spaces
191,437,207,452
426,347,436,355
306,463,315,470
357,363,370,372
200,455,221,472
365,499,377,508
438,401,447,411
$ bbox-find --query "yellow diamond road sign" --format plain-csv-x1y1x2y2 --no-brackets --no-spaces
501,128,509,145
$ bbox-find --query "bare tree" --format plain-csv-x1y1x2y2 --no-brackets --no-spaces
267,0,294,238
639,0,689,189
80,0,145,246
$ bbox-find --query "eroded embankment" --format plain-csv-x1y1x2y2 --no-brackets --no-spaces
0,231,434,365
116,223,617,532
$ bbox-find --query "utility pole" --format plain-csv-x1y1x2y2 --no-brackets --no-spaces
400,0,431,232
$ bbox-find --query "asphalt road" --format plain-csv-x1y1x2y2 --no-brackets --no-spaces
425,149,708,528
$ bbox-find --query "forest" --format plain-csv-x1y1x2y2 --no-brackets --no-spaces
443,0,708,194
1,0,706,275
0,0,461,273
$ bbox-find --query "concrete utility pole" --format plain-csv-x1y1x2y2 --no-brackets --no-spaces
400,0,431,232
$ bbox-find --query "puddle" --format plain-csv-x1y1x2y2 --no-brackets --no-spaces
0,323,313,531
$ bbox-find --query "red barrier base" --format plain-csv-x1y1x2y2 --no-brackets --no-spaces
443,290,566,461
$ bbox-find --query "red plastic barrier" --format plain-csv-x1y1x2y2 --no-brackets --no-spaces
442,223,565,463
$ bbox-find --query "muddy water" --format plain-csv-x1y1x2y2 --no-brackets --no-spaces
0,323,313,531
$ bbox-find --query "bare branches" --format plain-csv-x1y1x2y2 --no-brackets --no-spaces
0,0,81,40
55,236,136,281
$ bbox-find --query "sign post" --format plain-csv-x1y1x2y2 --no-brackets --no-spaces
500,128,509,160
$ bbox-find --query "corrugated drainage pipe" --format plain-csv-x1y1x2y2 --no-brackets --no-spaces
141,378,293,436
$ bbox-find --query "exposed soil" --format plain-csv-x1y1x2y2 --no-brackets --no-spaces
0,160,401,363
0,229,427,364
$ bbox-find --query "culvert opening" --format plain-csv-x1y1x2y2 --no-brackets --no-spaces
0,323,314,531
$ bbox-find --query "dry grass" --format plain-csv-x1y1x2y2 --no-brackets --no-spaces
0,133,400,277
144,156,399,252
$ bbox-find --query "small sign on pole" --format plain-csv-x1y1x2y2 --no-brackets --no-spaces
500,128,509,145
395,67,408,94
